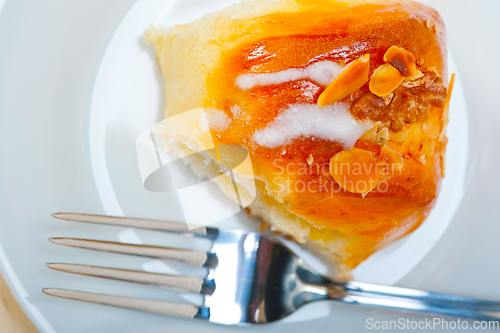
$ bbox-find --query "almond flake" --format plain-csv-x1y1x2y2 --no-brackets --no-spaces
389,128,408,143
440,74,456,142
383,46,417,77
426,17,442,32
377,127,390,142
329,148,381,194
442,73,456,123
421,141,437,157
378,145,404,172
401,79,425,88
426,66,442,78
409,139,426,164
426,17,436,28
369,63,405,97
381,93,394,105
360,122,381,142
317,54,370,107
306,154,314,165
440,137,448,177
423,113,441,138
406,70,424,81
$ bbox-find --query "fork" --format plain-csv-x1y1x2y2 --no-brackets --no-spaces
43,213,500,325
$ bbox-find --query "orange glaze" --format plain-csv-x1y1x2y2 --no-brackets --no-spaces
203,0,447,268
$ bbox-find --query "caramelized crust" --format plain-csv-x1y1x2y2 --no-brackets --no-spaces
202,1,448,268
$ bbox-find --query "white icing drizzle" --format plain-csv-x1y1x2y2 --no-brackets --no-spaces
252,102,373,148
205,109,231,132
236,61,343,90
230,105,242,117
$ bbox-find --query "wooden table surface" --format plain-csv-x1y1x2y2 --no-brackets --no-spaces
0,273,38,333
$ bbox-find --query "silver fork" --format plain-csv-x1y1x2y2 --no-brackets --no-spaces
43,213,500,325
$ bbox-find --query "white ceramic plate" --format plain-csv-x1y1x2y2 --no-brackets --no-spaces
89,0,468,285
4,1,500,333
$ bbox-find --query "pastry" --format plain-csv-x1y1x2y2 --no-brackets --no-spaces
146,0,454,279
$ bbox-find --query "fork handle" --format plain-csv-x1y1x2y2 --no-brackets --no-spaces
326,291,500,322
297,263,500,321
342,281,500,313
309,281,500,321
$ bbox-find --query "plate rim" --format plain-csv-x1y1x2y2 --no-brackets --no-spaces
88,0,471,286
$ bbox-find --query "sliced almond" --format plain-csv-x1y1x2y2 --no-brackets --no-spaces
440,137,448,177
306,154,314,165
329,148,380,194
406,70,424,81
410,139,422,156
378,145,404,172
389,128,408,143
440,73,456,142
413,151,426,164
383,46,417,77
426,17,436,28
439,123,449,143
409,139,426,164
369,64,405,97
376,127,390,142
421,140,437,157
426,66,441,78
382,93,394,105
317,54,370,107
442,73,456,123
360,122,381,142
427,17,442,33
423,113,441,138
401,76,425,88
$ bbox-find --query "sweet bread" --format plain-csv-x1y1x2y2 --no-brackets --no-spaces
146,0,453,279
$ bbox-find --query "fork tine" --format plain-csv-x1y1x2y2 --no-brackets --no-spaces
42,288,209,319
49,238,217,267
46,263,215,294
52,213,217,238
